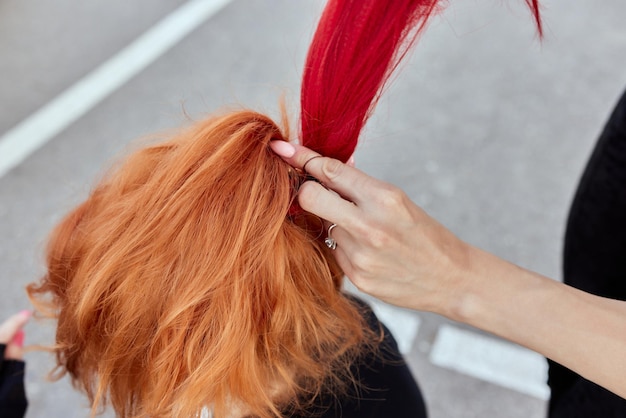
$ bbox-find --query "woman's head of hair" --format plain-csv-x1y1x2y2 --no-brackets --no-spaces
28,110,372,417
27,0,545,414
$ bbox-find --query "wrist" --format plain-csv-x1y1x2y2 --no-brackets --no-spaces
444,244,484,323
446,245,520,326
426,239,483,321
446,244,555,348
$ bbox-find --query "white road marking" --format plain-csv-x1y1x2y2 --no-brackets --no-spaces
346,281,550,398
344,280,421,355
0,0,233,178
369,300,421,355
430,324,550,400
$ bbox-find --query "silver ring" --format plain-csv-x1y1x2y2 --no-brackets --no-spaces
325,224,337,250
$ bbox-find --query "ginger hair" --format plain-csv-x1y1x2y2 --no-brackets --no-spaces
27,0,544,415
28,111,371,417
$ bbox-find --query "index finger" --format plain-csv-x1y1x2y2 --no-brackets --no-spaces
270,142,384,206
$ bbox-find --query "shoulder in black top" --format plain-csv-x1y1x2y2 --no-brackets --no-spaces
286,297,428,418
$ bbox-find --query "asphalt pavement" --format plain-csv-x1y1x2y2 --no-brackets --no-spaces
2,0,626,417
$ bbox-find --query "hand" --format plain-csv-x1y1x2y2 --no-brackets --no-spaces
270,141,473,316
0,311,31,361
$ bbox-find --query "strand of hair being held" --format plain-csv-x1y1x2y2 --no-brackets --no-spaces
299,0,542,162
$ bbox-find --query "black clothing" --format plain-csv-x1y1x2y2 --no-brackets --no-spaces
291,298,427,418
0,300,424,418
0,344,28,418
548,90,626,417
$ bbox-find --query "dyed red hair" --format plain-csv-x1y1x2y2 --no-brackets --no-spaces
300,0,542,162
28,0,542,417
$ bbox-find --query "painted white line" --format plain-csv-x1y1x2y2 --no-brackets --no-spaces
430,324,550,400
0,0,233,178
368,300,421,355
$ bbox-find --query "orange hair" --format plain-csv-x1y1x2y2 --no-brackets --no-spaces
28,111,373,417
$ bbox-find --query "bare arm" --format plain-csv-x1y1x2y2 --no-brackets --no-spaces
270,141,626,398
459,246,626,399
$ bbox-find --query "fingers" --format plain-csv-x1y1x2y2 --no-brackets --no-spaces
292,144,365,205
270,140,355,169
319,220,357,275
332,244,355,278
5,330,25,360
0,310,31,344
269,140,311,168
270,142,385,206
1,311,31,361
298,181,361,227
269,140,297,159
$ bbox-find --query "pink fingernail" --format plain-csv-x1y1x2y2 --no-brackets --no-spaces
347,155,355,167
269,140,296,158
12,330,25,348
19,310,32,318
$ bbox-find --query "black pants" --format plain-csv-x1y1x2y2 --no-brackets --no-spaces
548,90,626,417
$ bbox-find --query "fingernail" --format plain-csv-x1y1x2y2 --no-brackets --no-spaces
347,155,355,167
12,330,25,348
270,140,296,158
19,310,32,318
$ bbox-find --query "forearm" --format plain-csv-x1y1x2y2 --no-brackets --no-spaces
452,246,626,398
270,142,626,397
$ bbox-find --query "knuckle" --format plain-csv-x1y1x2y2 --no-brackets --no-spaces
365,228,391,250
365,229,391,251
377,186,406,209
320,158,344,183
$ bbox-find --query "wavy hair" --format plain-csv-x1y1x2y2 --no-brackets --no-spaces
28,111,371,417
28,0,543,416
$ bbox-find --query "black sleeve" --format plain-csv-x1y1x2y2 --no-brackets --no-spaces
0,344,28,418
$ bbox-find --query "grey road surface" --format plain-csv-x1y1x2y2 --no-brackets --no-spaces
2,0,626,417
